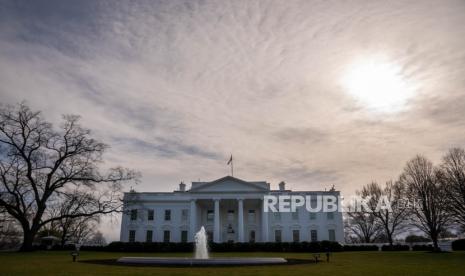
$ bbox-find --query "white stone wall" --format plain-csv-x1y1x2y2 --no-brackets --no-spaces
120,201,191,242
119,181,344,244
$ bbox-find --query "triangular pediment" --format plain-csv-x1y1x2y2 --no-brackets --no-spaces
189,176,269,192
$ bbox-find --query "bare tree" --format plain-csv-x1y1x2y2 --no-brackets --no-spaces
360,181,410,246
45,188,102,246
437,148,465,228
399,155,452,251
345,213,381,243
345,191,382,243
0,103,138,251
70,216,99,245
88,231,107,246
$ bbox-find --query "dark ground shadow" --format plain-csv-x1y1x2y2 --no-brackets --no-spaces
80,258,317,267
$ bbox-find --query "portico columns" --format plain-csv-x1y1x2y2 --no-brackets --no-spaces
261,199,269,242
214,199,221,243
238,199,244,242
189,199,197,242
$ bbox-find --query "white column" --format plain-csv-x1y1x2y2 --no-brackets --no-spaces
214,199,221,243
189,199,197,242
238,199,244,242
120,207,128,241
261,199,269,242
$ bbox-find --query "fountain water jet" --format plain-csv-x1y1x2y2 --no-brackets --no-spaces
194,226,209,259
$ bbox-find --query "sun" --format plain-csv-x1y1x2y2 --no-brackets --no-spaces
342,57,412,113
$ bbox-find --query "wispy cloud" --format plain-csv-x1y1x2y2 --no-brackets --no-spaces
1,0,465,240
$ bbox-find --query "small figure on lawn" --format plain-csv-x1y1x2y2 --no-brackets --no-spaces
313,253,320,263
70,250,79,262
325,247,332,262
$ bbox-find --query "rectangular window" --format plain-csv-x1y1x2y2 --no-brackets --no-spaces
328,229,336,242
148,210,154,221
293,230,300,242
207,210,214,222
181,230,188,243
309,212,317,220
311,230,318,242
129,230,136,242
292,211,299,220
275,230,282,242
227,210,235,221
146,230,153,242
181,209,188,221
164,210,171,221
327,212,334,220
163,230,170,242
130,209,137,221
248,210,256,223
249,230,256,243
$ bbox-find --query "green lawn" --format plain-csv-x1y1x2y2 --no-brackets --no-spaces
0,251,464,276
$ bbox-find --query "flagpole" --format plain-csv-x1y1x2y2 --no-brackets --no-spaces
227,155,234,177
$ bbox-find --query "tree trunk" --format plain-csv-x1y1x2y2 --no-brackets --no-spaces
386,238,393,248
60,228,68,247
431,232,440,252
432,239,439,252
386,227,393,246
19,230,36,252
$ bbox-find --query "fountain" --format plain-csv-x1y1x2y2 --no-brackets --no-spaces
117,226,287,266
194,226,209,259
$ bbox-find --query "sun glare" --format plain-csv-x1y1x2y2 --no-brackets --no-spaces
343,57,412,113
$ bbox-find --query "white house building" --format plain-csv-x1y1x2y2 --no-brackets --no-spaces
120,176,344,244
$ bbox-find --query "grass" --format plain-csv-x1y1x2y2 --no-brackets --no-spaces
0,251,464,276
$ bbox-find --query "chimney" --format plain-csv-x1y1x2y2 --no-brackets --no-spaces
279,181,286,191
179,182,186,192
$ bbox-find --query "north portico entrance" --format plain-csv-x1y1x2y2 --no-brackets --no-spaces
188,176,271,243
191,198,266,243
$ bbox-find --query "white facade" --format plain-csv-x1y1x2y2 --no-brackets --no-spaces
120,176,344,243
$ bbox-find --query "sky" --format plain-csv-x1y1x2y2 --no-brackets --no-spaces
1,0,465,241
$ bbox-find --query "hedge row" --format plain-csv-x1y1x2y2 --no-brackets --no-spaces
43,241,450,252
344,244,413,251
412,244,434,251
381,244,410,251
452,239,465,251
213,241,342,252
105,242,193,252
99,241,343,253
343,245,379,251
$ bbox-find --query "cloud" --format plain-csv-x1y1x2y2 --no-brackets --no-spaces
1,0,465,241
111,136,221,160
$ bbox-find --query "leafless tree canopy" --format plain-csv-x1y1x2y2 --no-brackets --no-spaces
399,155,452,251
359,181,410,246
437,148,465,229
0,103,138,251
345,188,382,243
45,189,102,246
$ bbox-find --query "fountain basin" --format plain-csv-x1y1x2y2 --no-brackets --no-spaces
117,257,287,266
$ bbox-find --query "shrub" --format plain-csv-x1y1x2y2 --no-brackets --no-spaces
412,244,434,251
381,244,410,251
405,235,431,243
452,239,465,251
